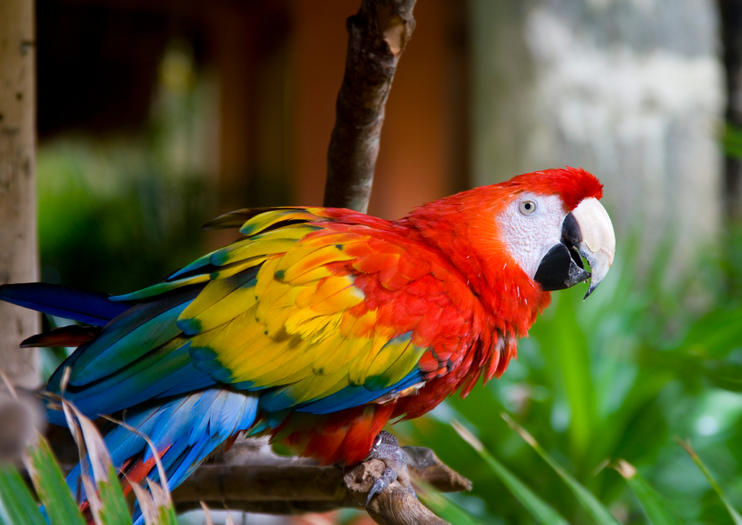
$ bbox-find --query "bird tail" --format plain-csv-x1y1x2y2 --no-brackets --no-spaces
0,283,131,326
66,389,260,523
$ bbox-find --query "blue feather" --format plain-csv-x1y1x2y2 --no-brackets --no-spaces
0,283,130,326
56,288,199,387
57,342,215,421
66,389,259,525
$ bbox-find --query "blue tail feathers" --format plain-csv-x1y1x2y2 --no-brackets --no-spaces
66,389,259,523
0,283,131,326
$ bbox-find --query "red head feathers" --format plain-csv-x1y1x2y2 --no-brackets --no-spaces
501,167,604,211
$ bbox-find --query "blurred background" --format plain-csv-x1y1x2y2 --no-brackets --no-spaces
20,0,742,523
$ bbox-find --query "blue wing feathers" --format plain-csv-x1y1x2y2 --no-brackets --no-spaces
69,300,192,384
55,342,215,421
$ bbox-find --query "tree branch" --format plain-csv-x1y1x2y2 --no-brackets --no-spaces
324,0,417,212
171,437,470,523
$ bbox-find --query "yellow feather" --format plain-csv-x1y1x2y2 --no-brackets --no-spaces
254,257,281,298
190,306,260,352
348,329,396,385
314,284,364,315
253,224,316,242
381,344,427,385
181,282,259,333
223,331,288,381
240,337,308,385
253,340,333,385
342,309,377,338
295,275,364,313
210,258,266,279
362,336,427,387
221,238,298,265
306,314,343,344
363,337,413,380
283,308,324,335
214,224,312,268
258,276,304,311
262,298,304,338
240,209,320,237
286,312,329,339
280,245,355,284
316,334,373,376
274,233,359,276
179,281,255,331
285,369,349,404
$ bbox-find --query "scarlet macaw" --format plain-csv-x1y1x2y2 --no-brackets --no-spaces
0,167,615,510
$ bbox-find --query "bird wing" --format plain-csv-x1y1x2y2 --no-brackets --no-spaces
51,207,482,419
177,207,483,414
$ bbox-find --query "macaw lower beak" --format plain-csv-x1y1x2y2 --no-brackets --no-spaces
534,197,616,298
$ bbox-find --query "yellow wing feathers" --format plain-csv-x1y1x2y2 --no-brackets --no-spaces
180,212,430,406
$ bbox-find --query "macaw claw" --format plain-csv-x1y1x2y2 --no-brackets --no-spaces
365,431,412,505
366,466,398,505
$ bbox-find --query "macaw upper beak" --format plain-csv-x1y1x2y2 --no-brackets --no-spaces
534,197,616,298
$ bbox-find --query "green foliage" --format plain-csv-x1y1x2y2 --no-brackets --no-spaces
36,141,211,296
0,466,47,525
678,439,742,525
25,437,86,525
499,414,620,525
453,421,569,525
612,459,680,525
418,483,482,525
722,123,742,161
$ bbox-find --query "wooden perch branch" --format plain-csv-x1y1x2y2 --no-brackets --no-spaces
324,0,418,212
46,428,472,524
171,437,470,524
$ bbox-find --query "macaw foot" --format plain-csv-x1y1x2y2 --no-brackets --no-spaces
365,430,413,505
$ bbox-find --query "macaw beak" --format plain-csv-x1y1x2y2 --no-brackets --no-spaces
534,197,616,298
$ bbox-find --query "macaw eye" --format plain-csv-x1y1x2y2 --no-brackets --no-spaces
519,200,537,215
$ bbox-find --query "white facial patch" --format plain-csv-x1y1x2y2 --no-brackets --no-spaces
496,193,566,279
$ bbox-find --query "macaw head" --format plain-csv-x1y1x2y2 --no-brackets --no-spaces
493,167,615,298
407,167,616,305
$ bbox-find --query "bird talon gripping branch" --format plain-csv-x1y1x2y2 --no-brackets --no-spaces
0,167,614,521
364,430,410,504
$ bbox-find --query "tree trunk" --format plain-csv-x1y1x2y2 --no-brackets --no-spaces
324,0,417,212
0,0,39,389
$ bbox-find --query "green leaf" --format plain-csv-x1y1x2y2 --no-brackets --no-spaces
453,421,569,525
530,288,597,465
155,505,178,525
678,439,742,525
417,483,480,525
25,436,86,525
722,122,742,159
0,464,46,525
502,413,620,525
96,465,132,525
612,459,678,525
